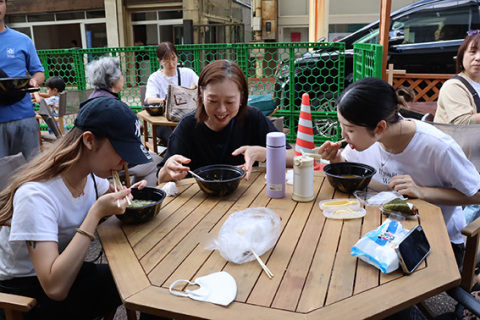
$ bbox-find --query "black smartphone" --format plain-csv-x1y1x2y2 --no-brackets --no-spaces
395,225,431,274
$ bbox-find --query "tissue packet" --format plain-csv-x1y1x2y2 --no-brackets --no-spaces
351,218,409,273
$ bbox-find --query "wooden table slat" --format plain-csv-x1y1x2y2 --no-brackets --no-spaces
271,176,325,310
97,218,150,300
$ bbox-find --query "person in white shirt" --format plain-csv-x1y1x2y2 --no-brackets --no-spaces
0,97,152,319
316,77,480,268
145,42,199,145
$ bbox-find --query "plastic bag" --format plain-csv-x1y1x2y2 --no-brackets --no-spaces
353,190,406,207
204,207,281,264
351,218,409,273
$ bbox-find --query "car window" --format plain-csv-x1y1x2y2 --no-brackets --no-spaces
400,7,472,43
354,6,473,45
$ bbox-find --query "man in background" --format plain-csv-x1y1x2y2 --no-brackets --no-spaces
0,0,45,161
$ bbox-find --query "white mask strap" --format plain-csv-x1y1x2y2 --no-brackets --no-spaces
169,279,195,297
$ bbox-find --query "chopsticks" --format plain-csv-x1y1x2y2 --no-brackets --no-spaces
112,171,132,207
250,248,273,279
312,139,347,153
172,160,204,181
302,153,322,160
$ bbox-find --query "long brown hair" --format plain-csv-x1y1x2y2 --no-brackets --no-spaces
195,60,249,124
0,128,88,226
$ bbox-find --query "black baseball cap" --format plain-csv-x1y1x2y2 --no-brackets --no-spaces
75,97,152,165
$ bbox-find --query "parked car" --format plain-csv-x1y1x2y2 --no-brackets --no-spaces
274,0,480,109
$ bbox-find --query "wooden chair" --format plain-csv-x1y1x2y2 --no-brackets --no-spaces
37,92,67,145
38,98,63,139
0,293,36,320
426,122,480,172
416,122,480,318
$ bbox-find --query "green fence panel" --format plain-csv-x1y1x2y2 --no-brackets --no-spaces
36,42,382,144
352,43,383,81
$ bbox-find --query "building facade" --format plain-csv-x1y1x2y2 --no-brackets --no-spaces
5,0,251,49
5,0,420,49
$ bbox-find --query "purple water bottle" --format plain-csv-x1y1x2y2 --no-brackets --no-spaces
266,132,286,198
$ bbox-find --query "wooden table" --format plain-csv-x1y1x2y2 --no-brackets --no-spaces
136,110,178,154
97,168,460,320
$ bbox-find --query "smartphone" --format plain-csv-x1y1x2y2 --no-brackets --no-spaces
395,225,431,274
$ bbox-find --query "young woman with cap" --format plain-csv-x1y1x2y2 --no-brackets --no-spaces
316,77,480,268
0,97,152,319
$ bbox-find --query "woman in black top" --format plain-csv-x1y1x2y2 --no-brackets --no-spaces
157,60,294,182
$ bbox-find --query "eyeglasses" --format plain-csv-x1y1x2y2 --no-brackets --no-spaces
467,30,480,37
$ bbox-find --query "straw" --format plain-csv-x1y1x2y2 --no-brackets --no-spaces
250,247,273,279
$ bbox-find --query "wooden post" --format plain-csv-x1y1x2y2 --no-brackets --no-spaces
379,0,392,81
309,0,329,42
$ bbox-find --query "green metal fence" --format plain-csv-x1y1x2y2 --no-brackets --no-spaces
36,42,382,144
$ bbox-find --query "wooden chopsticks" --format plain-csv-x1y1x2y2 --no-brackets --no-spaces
251,247,273,279
112,171,132,207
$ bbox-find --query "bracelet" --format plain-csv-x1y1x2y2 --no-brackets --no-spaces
75,228,95,241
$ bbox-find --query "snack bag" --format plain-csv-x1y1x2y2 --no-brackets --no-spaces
351,218,409,273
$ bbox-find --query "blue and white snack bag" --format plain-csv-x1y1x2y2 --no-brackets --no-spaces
351,218,409,273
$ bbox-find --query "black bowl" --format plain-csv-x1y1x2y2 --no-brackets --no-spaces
323,162,376,194
192,164,245,197
144,103,165,116
0,77,31,92
116,187,166,224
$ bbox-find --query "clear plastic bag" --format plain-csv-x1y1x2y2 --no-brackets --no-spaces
353,190,406,207
204,207,281,264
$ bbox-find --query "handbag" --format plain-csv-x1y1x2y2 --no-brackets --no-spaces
165,84,198,122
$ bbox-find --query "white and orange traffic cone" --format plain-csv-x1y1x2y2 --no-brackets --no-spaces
295,93,323,170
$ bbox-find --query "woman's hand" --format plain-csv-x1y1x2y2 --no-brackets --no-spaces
91,188,132,219
232,146,266,180
130,180,148,189
316,141,344,163
158,155,190,183
388,175,424,199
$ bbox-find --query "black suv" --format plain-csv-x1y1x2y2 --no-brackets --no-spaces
274,0,480,109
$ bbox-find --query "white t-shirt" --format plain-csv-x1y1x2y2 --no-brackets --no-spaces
145,67,199,104
342,120,480,244
0,174,109,280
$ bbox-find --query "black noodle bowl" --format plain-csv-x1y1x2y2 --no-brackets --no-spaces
193,164,245,197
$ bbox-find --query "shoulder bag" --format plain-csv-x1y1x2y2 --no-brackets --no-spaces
165,67,198,122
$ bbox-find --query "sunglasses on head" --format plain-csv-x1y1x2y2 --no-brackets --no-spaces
467,30,480,37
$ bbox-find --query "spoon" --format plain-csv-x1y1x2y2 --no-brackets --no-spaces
172,160,205,181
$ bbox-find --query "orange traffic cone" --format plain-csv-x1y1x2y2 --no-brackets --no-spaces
295,93,323,170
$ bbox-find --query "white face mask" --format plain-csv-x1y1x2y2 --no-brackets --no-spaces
169,271,237,306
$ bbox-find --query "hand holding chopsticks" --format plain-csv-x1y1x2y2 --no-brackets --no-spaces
112,171,132,207
171,160,204,181
250,247,273,279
